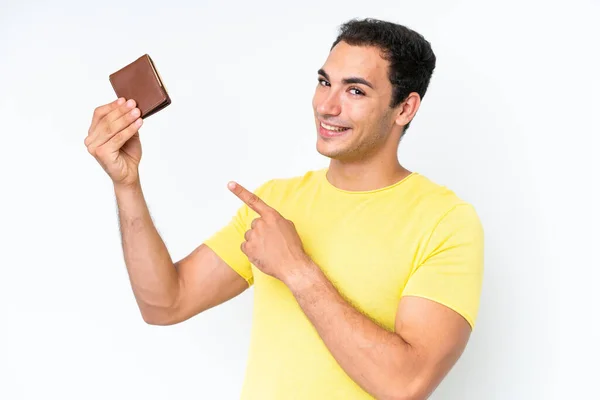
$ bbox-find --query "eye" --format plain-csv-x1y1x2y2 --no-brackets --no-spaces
318,78,330,87
349,87,364,96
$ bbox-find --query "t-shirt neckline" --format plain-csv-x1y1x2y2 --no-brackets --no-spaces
319,167,418,195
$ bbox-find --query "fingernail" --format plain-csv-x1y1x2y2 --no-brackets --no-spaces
228,182,236,189
117,98,125,105
126,99,135,108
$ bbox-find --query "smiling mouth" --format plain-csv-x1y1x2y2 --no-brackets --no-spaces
320,121,350,132
319,121,351,138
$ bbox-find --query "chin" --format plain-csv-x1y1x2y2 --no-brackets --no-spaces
316,140,348,160
315,125,357,159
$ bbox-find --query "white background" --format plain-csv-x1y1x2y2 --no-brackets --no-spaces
1,0,598,399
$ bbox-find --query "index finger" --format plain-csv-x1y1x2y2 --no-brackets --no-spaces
90,97,125,132
228,181,272,216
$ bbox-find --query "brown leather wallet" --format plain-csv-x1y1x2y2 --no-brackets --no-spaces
109,54,171,118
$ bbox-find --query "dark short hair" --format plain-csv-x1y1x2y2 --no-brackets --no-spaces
330,18,436,134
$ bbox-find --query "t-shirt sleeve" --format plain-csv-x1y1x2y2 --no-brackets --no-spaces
401,203,484,329
203,180,273,287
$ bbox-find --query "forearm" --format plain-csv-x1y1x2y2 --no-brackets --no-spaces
285,263,419,400
114,180,179,316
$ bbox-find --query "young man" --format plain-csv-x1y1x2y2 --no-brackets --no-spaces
85,18,484,400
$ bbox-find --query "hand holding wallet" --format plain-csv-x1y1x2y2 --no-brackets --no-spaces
109,54,171,118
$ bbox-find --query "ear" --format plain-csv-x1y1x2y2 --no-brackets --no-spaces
394,92,421,127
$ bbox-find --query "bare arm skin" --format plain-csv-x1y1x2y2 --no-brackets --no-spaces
284,261,471,400
114,181,249,325
85,98,248,326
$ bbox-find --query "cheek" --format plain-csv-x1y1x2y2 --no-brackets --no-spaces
340,99,373,127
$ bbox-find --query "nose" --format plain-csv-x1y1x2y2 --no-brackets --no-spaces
316,91,342,117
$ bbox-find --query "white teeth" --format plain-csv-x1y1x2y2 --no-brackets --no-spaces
321,122,348,132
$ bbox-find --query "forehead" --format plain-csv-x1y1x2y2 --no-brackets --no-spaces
321,41,390,86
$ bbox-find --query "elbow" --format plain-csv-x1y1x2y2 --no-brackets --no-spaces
142,313,173,326
381,390,426,400
381,377,430,400
137,289,185,326
398,392,427,400
139,304,180,326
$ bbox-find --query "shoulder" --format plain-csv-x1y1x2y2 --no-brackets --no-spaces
407,173,483,234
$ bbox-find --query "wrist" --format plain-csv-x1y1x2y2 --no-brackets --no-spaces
114,178,142,195
283,258,323,293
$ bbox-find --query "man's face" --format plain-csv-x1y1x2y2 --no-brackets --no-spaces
312,41,399,162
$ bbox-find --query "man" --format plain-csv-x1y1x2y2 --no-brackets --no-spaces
85,18,484,400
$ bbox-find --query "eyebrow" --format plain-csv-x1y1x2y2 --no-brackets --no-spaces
318,68,375,90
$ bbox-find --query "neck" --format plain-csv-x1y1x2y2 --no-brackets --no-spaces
326,157,412,192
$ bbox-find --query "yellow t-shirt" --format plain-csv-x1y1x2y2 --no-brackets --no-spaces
203,168,484,399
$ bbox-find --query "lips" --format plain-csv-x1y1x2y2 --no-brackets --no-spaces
319,121,351,138
320,121,349,132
